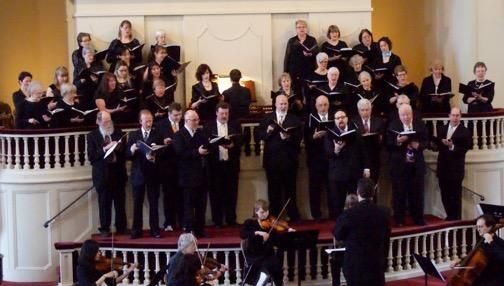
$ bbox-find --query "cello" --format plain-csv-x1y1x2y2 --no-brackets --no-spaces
449,218,504,286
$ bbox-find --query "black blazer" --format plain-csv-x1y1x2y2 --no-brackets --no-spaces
462,79,494,113
436,123,472,181
324,125,369,181
173,127,209,188
87,128,127,189
419,74,452,114
258,111,302,170
204,119,243,166
304,112,334,171
222,83,251,120
333,200,390,286
126,128,164,187
284,34,318,79
386,119,429,178
156,118,184,176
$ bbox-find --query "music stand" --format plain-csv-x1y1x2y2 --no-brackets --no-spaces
412,253,445,286
478,203,504,219
275,230,319,286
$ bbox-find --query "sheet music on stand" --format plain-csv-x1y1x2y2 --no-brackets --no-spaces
412,253,445,286
478,203,504,219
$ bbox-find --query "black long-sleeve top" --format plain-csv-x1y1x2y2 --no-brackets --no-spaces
106,38,143,66
419,74,452,114
165,251,201,286
12,89,27,112
190,82,221,121
462,79,495,113
321,40,349,71
284,35,318,80
15,100,48,129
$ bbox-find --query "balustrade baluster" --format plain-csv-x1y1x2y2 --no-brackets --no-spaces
224,251,230,286
489,119,496,149
34,137,40,169
293,250,298,282
429,234,435,260
461,228,468,257
395,239,403,271
54,136,61,168
404,237,412,270
282,250,288,283
472,226,477,247
84,134,90,166
73,134,79,166
436,232,443,263
387,240,394,273
413,236,419,269
122,251,129,284
472,120,479,150
315,246,322,280
500,118,504,148
154,251,160,273
421,234,427,258
306,248,312,280
432,120,438,137
481,119,488,149
452,229,459,260
22,136,28,169
133,251,140,284
234,250,242,285
0,137,4,168
14,137,21,169
143,251,150,285
7,137,12,169
443,230,450,262
64,135,70,167
44,136,50,169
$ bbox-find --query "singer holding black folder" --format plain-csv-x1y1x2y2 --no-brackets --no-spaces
190,64,222,122
419,60,453,113
320,25,349,71
87,111,128,237
107,20,143,68
462,61,495,113
74,47,104,111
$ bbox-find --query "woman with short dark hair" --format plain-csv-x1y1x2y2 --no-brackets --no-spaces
190,64,221,121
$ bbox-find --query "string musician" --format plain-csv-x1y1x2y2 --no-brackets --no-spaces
240,199,295,286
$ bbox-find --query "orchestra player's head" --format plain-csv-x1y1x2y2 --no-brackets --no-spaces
315,95,329,115
275,94,289,114
168,102,182,123
139,109,154,131
118,19,133,40
394,65,408,85
254,199,269,220
476,214,496,237
78,239,101,267
327,67,340,85
398,104,413,127
430,60,444,78
28,81,44,102
154,30,167,46
60,83,78,103
349,54,365,73
195,64,213,82
82,47,96,64
76,32,92,49
153,79,166,98
356,178,376,201
316,52,329,71
473,61,487,81
177,233,197,254
295,19,308,38
449,107,462,127
17,71,32,92
357,98,372,120
344,194,359,210
358,71,372,90
334,110,348,131
96,111,114,135
358,28,374,47
327,25,341,41
396,94,410,109
278,73,292,91
184,110,200,131
216,102,230,124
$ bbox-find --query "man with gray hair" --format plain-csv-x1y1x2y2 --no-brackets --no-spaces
386,104,428,226
87,111,128,237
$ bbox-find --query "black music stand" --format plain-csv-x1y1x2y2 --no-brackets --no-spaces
478,203,504,219
276,230,319,286
412,253,445,286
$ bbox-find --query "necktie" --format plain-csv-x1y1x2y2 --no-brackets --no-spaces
104,135,116,163
321,115,326,122
172,122,178,133
104,135,111,145
143,131,149,141
279,115,284,126
364,119,369,134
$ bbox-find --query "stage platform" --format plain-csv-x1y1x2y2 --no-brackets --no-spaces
55,215,473,249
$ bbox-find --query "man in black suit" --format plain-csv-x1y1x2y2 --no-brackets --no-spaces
325,110,370,219
352,98,385,185
87,111,128,237
305,95,333,220
259,94,302,220
436,107,472,220
222,69,251,120
127,109,164,239
333,178,390,286
157,102,184,231
173,110,209,238
386,104,428,226
205,102,243,227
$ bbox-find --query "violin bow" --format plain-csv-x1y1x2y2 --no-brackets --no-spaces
202,243,211,267
190,232,205,267
267,198,291,237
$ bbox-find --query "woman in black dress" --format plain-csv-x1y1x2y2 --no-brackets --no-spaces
419,60,452,114
12,71,33,111
73,47,105,110
347,71,385,117
190,64,221,122
51,83,85,128
15,81,51,129
462,61,495,113
47,66,70,99
72,32,93,72
144,79,174,124
304,52,329,113
353,28,380,65
94,72,127,123
272,72,304,116
107,20,143,69
320,25,348,71
387,65,418,113
372,36,402,82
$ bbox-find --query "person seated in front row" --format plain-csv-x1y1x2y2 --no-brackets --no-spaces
51,83,86,128
12,71,33,111
47,66,70,99
15,81,52,129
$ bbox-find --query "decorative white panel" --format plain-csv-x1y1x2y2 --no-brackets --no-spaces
58,189,95,242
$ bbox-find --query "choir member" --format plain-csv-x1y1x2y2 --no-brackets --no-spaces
142,62,163,100
190,64,222,122
305,95,332,220
15,81,51,129
127,109,164,239
284,19,318,95
304,52,329,113
74,47,104,110
271,73,303,117
12,71,32,111
94,72,127,123
352,28,380,64
372,36,402,81
325,110,370,219
347,71,385,117
86,111,128,237
321,25,349,72
71,32,92,73
345,54,366,86
317,67,347,114
51,83,85,128
173,110,210,238
386,104,428,226
145,79,174,124
47,66,70,99
157,102,184,231
147,30,168,61
148,45,177,99
222,69,251,120
258,94,302,221
114,60,139,122
387,65,419,112
107,20,143,68
419,60,453,114
462,61,495,113
435,107,472,220
351,98,385,187
205,102,243,227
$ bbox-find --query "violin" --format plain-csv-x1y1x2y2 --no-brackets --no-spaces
195,256,227,284
449,219,504,286
259,216,291,233
95,256,126,272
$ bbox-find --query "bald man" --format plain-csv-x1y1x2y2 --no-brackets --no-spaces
436,107,472,220
259,94,302,220
386,104,428,226
173,110,210,238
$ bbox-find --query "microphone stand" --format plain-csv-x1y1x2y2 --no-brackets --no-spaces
43,185,95,228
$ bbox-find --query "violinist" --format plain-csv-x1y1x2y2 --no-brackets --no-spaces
77,239,136,286
240,199,294,286
451,214,504,286
165,233,226,286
